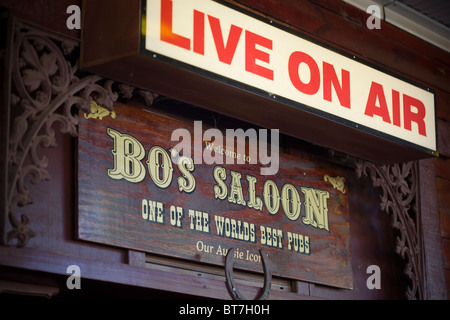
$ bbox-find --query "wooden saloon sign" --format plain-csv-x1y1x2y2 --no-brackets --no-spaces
78,103,352,289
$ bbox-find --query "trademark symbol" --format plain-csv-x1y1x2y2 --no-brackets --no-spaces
366,265,381,289
66,5,81,30
66,265,81,289
366,5,381,30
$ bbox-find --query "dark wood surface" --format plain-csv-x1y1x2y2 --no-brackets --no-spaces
1,0,448,299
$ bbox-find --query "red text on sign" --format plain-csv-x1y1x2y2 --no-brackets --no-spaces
288,51,351,109
160,0,274,81
364,82,427,137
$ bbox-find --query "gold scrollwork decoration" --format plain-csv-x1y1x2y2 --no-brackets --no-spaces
84,101,116,120
324,175,346,194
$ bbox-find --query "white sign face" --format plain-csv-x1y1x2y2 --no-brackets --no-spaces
144,0,436,153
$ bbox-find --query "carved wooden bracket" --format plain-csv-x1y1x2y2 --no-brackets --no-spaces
2,19,157,248
355,161,424,300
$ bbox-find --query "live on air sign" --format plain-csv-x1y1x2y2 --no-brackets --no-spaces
81,0,438,162
144,0,436,154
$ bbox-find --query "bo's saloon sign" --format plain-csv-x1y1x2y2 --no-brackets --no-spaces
143,0,436,154
78,104,352,289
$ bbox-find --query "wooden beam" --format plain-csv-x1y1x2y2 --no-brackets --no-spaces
0,246,315,299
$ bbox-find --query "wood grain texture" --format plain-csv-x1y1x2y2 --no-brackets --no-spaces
419,159,447,299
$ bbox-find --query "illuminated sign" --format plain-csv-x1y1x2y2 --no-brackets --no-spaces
143,0,436,154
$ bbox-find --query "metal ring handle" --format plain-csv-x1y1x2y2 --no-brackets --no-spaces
225,248,272,300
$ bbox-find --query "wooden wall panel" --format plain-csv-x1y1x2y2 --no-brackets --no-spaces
438,120,450,158
443,239,450,270
10,131,126,263
446,270,450,298
313,169,408,299
0,0,80,37
1,0,449,299
437,178,450,213
437,158,450,180
419,158,447,299
441,209,450,239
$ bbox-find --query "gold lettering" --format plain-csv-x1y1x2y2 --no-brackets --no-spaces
263,179,279,215
246,175,263,211
188,210,210,233
107,128,146,183
281,183,301,221
141,199,164,224
228,171,246,206
177,156,196,193
147,146,173,189
301,187,330,231
213,166,227,200
287,232,310,254
260,225,283,248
